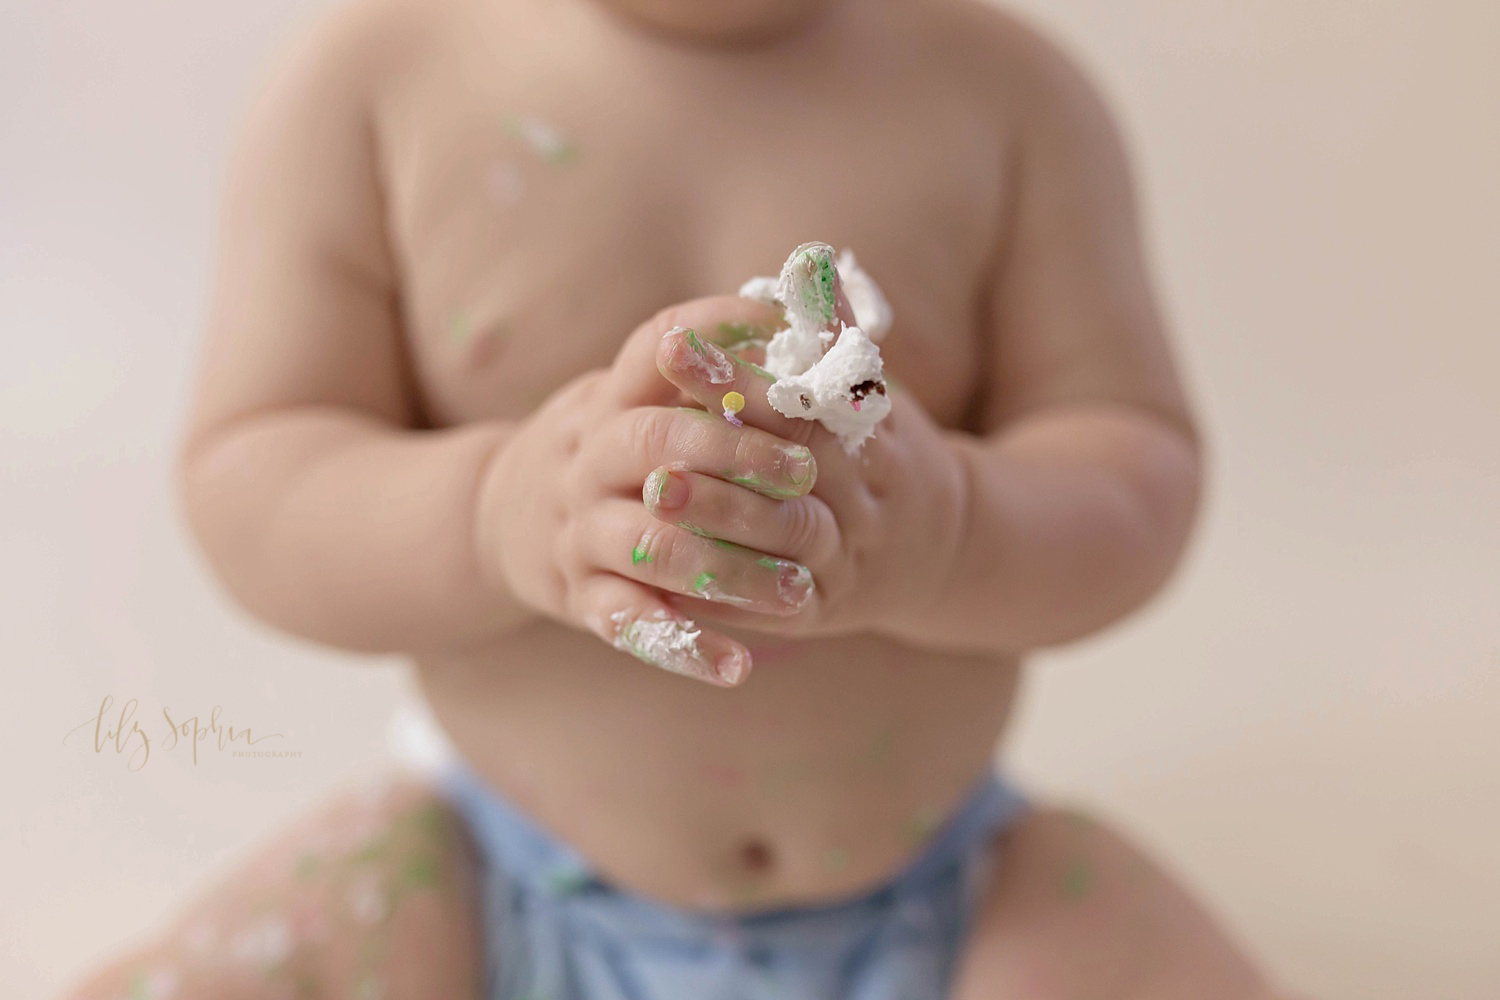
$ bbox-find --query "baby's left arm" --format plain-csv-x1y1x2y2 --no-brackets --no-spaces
902,28,1203,654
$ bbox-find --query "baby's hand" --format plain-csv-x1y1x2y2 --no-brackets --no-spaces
650,301,970,648
478,298,822,688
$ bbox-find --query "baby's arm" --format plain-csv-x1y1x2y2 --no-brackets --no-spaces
180,11,527,655
906,22,1202,652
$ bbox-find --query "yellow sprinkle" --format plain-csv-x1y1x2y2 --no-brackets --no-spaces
722,391,745,413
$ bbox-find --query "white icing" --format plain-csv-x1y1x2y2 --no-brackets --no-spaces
737,275,780,304
230,916,294,966
668,325,735,385
746,243,895,454
773,560,816,608
766,325,892,455
775,242,841,334
836,249,893,341
762,243,841,380
610,608,715,680
504,115,575,163
348,874,389,924
763,323,827,380
738,248,892,341
693,577,756,607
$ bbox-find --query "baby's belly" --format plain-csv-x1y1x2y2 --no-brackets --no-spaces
414,620,1020,910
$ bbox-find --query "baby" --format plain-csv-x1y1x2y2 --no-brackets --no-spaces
67,0,1289,997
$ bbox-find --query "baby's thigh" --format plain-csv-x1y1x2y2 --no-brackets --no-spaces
951,808,1283,1000
63,777,485,1000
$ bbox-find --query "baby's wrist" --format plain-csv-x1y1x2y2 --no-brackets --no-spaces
468,422,543,625
865,436,973,646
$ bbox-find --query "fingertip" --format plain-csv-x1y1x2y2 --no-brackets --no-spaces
659,325,736,388
655,325,686,375
712,641,753,687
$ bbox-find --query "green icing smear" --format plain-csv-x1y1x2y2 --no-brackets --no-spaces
631,546,653,565
1061,858,1095,901
501,115,578,165
815,254,837,323
790,244,838,326
903,807,942,844
447,312,471,344
546,869,593,895
727,473,800,499
350,833,391,864
294,852,322,881
691,571,717,593
734,357,778,382
714,322,775,349
402,854,442,889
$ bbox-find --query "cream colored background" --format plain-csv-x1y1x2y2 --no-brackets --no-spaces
3,1,1497,998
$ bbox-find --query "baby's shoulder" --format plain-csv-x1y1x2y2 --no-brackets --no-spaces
911,0,1125,132
251,0,456,111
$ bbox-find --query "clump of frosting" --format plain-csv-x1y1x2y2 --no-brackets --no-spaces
739,242,893,454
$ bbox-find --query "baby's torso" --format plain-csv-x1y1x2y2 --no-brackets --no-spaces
375,0,1025,908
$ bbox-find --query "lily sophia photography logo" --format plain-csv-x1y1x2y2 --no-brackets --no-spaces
64,695,293,771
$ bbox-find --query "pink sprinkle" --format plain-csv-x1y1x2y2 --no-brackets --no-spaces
850,399,862,411
724,411,743,427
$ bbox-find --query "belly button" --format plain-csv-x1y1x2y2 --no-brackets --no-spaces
737,838,775,875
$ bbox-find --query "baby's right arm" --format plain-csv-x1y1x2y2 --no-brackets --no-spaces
178,10,536,656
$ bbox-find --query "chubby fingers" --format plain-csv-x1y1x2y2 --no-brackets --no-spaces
579,498,819,618
657,325,826,447
586,405,817,500
641,466,841,567
577,573,751,688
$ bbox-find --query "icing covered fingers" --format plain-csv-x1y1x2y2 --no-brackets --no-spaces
589,500,817,617
579,575,750,687
656,325,810,442
642,467,838,566
588,404,817,500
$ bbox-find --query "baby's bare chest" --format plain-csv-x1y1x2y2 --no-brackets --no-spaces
378,50,1009,429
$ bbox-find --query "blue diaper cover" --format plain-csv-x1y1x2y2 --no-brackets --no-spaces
435,760,1029,1000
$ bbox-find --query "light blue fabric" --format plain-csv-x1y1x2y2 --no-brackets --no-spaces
437,760,1029,1000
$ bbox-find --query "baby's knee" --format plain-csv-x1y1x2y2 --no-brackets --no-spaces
62,777,484,1000
954,805,1275,1000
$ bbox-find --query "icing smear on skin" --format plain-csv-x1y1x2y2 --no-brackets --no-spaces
609,608,744,684
668,326,735,385
738,243,894,455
